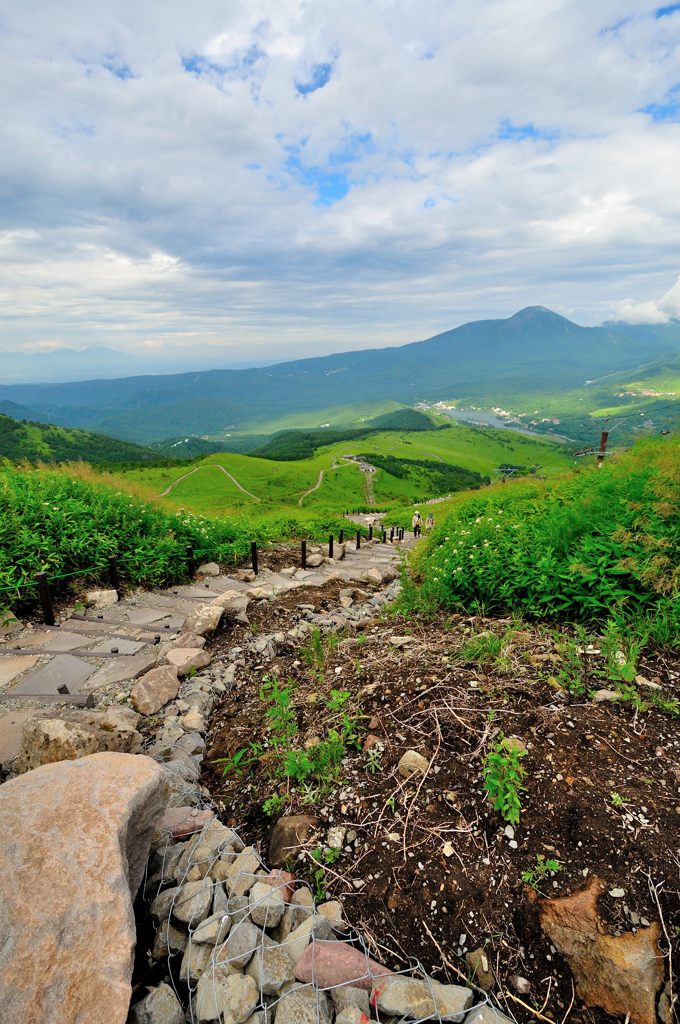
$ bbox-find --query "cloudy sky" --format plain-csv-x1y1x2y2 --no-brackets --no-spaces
1,0,680,370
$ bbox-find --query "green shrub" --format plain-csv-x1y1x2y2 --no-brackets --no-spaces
0,464,349,614
402,438,679,641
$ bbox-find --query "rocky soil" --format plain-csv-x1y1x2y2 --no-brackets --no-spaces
1,537,678,1024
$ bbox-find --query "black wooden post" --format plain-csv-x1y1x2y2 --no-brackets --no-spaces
356,530,361,550
328,534,334,559
107,555,120,595
36,572,55,626
339,529,344,544
251,541,258,576
369,525,373,541
186,544,196,578
382,530,387,543
390,527,394,542
301,540,307,569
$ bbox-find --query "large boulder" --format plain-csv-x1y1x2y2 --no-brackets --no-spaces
0,752,167,1024
540,876,664,1024
17,706,143,772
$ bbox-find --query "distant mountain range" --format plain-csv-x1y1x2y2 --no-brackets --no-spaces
0,308,677,444
0,346,274,384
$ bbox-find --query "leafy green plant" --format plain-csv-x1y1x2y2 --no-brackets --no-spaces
310,846,342,901
399,438,679,644
553,629,589,697
216,746,258,777
483,735,527,825
365,747,383,773
455,629,515,672
259,675,297,749
601,620,640,684
325,689,351,713
522,854,562,890
262,794,286,818
610,791,627,808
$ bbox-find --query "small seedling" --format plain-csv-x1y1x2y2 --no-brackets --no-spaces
610,791,628,808
483,734,526,825
522,854,562,890
365,747,383,774
262,794,286,817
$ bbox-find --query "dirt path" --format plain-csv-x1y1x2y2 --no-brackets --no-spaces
158,466,200,497
298,469,324,507
364,468,375,505
158,464,260,502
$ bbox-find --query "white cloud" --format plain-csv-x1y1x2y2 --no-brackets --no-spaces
1,0,680,365
617,275,680,323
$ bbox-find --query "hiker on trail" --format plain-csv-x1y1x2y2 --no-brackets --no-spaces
426,513,434,531
412,510,422,536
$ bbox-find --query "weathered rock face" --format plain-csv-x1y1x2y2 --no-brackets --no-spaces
166,647,212,676
540,876,664,1024
184,604,224,638
17,706,143,772
131,664,180,714
84,588,119,608
268,814,318,866
0,752,167,1024
371,975,473,1020
294,939,392,991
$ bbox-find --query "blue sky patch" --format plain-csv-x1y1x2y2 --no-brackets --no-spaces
103,58,133,80
640,83,680,121
284,149,349,204
498,118,560,141
655,3,680,17
182,46,263,79
295,62,334,95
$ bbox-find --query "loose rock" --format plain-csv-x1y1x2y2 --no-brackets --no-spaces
130,982,185,1024
269,814,318,866
397,749,430,778
131,665,180,715
17,706,142,771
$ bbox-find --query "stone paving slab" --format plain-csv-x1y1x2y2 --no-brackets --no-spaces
88,638,147,656
0,709,36,763
107,606,175,626
0,656,40,689
61,618,158,641
40,631,97,653
11,654,95,696
82,652,159,692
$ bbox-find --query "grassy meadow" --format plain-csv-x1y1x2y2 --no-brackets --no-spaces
117,421,572,517
401,435,679,644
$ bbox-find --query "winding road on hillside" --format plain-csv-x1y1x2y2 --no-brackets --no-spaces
298,470,324,507
158,464,261,502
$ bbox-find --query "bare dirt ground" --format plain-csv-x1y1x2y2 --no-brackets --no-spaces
202,589,680,1024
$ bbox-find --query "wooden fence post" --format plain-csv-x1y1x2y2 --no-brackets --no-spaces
251,542,258,576
328,534,334,559
107,555,120,595
301,540,307,569
36,572,55,626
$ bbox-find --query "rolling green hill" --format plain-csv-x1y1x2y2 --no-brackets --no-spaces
0,308,676,444
0,412,158,464
111,419,572,518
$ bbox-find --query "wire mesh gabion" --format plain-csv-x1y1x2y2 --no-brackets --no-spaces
143,815,501,1024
